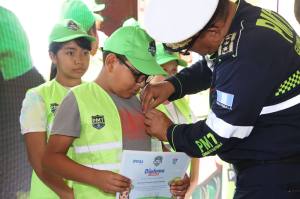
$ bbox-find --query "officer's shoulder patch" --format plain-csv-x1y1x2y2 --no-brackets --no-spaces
218,32,238,57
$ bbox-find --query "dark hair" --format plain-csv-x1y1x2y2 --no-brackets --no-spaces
202,0,230,31
48,37,91,79
102,50,127,63
49,37,92,54
49,63,57,80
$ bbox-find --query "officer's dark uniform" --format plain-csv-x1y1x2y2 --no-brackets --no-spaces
165,1,300,198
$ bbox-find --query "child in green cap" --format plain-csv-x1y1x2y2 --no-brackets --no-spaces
152,43,199,199
43,26,189,199
61,0,99,55
60,0,104,81
20,19,95,199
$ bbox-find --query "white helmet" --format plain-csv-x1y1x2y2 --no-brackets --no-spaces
144,0,219,43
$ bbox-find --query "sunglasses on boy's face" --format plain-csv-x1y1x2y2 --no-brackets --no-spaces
115,55,149,84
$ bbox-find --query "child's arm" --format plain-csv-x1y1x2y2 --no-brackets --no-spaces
24,132,74,199
161,143,191,198
184,158,199,199
170,174,190,199
20,91,73,198
43,134,131,194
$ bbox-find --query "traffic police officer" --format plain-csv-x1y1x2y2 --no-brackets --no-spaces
142,0,300,198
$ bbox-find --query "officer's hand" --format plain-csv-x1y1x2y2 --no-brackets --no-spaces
144,109,173,141
169,175,190,199
141,81,175,112
94,170,131,194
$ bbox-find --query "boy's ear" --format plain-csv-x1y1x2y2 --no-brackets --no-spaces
49,52,57,65
104,53,118,72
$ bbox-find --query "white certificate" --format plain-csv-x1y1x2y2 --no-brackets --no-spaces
117,150,190,199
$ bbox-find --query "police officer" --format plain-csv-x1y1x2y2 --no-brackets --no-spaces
141,0,300,198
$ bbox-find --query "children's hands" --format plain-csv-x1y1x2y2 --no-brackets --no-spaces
169,175,190,199
94,170,131,194
59,188,74,199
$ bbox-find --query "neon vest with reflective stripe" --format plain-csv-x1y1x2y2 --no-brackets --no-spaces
72,82,122,199
157,98,193,152
157,97,193,124
27,80,69,199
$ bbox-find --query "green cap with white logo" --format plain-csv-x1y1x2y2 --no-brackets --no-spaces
61,0,96,31
155,43,187,67
104,26,167,76
49,19,95,43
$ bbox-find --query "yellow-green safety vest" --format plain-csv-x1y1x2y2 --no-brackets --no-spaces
72,82,122,199
157,98,193,124
27,79,73,199
157,97,193,152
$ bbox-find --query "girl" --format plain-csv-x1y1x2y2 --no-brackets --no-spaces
20,19,95,199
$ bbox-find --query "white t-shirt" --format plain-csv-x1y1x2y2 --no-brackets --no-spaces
20,91,47,135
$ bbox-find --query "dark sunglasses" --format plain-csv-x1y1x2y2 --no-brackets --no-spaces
115,54,149,84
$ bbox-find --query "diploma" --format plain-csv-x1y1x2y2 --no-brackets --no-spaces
117,150,190,199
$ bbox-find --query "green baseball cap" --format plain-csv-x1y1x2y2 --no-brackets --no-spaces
0,6,32,80
155,43,187,67
103,26,167,76
61,0,96,32
122,17,140,27
49,19,95,43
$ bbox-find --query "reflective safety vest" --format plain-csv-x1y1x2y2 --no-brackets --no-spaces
157,97,193,151
27,79,71,199
72,82,122,199
157,98,193,124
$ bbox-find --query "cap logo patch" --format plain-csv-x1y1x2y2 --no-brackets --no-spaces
148,40,156,56
67,20,79,31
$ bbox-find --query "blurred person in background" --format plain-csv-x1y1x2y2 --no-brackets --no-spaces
0,6,45,198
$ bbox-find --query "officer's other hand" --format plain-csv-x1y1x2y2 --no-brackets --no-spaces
169,174,190,199
144,109,173,141
141,81,175,112
93,170,131,194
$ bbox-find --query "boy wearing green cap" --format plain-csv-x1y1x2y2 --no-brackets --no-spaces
43,26,189,199
61,0,99,55
152,44,199,199
20,19,95,199
154,44,195,137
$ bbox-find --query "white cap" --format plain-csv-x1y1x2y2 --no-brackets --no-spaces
144,0,219,43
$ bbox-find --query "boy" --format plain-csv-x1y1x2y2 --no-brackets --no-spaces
43,26,189,198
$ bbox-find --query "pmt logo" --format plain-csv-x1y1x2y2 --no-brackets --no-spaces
132,159,143,164
91,115,105,129
50,103,59,114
